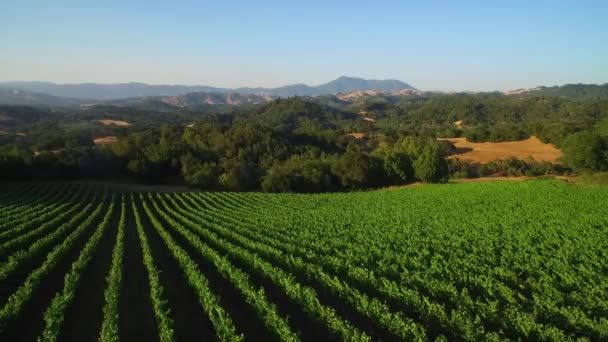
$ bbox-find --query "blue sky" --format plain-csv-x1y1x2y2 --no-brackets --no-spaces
1,0,607,91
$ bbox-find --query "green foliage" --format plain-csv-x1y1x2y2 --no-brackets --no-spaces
560,132,608,171
449,158,561,178
219,158,262,191
534,121,576,146
413,146,449,183
595,117,608,137
519,83,608,100
99,197,126,342
577,171,608,185
447,158,478,178
181,121,225,153
382,151,414,184
180,153,219,188
261,156,337,193
464,123,526,142
331,144,382,188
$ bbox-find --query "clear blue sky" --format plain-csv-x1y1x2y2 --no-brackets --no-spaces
1,0,607,91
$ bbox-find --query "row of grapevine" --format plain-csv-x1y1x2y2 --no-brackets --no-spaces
0,184,83,243
197,192,543,338
0,191,97,282
0,183,75,226
190,192,485,339
182,187,605,340
130,198,175,342
0,181,606,341
167,193,428,341
0,183,58,226
218,184,608,340
152,193,372,341
99,196,126,342
210,191,583,339
0,183,42,212
0,192,107,330
39,198,116,341
137,194,243,342
144,193,299,341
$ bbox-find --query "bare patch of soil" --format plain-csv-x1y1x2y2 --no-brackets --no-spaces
345,132,366,139
94,136,118,144
438,136,562,164
98,120,131,127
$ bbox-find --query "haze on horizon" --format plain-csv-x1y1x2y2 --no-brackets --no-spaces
1,0,607,92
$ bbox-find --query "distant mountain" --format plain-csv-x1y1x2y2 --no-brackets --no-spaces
103,88,425,110
0,82,226,101
503,83,608,100
0,77,416,100
0,88,86,107
103,92,272,108
0,105,57,130
317,76,414,94
334,89,425,101
228,83,313,97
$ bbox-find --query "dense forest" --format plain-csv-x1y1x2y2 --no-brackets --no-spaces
1,91,607,192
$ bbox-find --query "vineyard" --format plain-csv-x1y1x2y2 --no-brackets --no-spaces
0,181,607,341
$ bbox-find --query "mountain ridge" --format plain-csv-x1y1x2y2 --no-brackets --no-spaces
0,76,416,100
2,82,607,109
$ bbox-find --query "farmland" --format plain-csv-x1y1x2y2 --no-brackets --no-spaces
0,181,607,341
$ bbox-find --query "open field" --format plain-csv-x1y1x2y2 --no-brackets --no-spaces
98,120,131,127
345,132,366,139
0,181,606,341
438,136,562,163
93,136,119,145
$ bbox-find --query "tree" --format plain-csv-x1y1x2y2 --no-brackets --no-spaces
465,125,490,142
219,158,262,191
413,146,449,183
261,157,337,193
182,121,225,153
596,117,608,138
560,132,608,171
180,153,219,188
331,144,382,189
382,151,414,184
535,121,576,146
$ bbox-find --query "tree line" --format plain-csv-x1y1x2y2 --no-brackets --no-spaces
1,95,607,191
